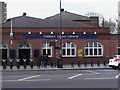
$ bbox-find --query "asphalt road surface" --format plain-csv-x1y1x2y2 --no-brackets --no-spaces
2,69,120,89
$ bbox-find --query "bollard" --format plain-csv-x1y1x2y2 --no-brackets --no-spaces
30,58,33,69
84,61,87,68
44,60,47,69
71,61,74,68
91,61,94,67
78,61,81,68
41,60,44,68
9,59,13,69
23,59,27,69
37,59,41,69
103,61,106,67
16,59,20,69
97,61,100,67
54,61,56,67
57,60,61,68
51,61,54,68
2,59,6,70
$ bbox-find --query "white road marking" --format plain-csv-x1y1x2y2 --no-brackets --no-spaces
2,79,51,82
18,75,40,81
84,77,116,80
100,70,115,72
87,70,99,74
22,79,51,81
2,80,17,82
68,74,82,80
5,75,31,78
115,73,120,78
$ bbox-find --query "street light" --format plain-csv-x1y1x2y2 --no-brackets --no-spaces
10,19,13,44
59,0,63,68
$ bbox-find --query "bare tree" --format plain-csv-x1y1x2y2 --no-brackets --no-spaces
85,12,119,33
85,12,104,26
103,19,118,33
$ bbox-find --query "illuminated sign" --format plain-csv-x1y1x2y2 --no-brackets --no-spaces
78,49,83,57
23,35,98,39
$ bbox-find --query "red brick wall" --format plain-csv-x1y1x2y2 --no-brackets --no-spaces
1,27,119,64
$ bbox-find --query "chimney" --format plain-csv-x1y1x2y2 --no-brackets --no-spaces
23,12,26,16
61,8,64,12
90,17,99,27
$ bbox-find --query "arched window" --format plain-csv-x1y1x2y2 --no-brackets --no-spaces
84,41,103,56
0,42,8,49
19,42,31,49
118,43,120,55
62,42,76,57
42,42,52,57
0,42,8,59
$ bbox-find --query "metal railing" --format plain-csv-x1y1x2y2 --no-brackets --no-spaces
2,59,109,70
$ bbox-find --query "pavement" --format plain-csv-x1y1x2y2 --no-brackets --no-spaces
1,64,112,71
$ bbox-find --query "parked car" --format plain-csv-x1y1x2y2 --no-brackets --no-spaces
108,55,120,70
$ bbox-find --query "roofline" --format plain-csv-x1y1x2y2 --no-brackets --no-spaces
2,27,109,29
45,11,89,20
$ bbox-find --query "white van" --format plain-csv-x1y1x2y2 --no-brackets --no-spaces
108,55,120,70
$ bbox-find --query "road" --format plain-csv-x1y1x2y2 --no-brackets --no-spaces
2,69,120,89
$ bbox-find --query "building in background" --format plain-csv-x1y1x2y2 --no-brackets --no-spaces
118,1,120,21
1,11,120,65
0,1,7,24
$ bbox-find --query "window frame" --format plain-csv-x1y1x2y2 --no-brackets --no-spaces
118,43,120,55
62,42,76,57
42,42,52,57
84,42,103,57
0,42,8,49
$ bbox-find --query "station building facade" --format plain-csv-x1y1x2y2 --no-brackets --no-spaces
1,11,120,65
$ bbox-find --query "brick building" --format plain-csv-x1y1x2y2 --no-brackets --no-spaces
0,1,7,24
1,11,120,65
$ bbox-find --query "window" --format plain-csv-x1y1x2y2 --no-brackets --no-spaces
42,42,52,57
84,42,103,57
0,42,8,59
118,43,120,55
62,42,76,57
0,42,8,49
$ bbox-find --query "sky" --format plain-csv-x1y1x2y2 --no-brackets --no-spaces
1,0,120,21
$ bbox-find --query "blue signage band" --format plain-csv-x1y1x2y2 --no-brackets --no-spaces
23,35,98,39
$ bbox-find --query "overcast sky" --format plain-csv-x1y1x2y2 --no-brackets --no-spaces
1,0,120,21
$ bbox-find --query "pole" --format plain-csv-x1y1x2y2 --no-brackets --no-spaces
10,19,13,44
11,19,13,33
59,0,63,68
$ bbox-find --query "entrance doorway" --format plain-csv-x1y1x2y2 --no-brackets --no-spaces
0,42,8,65
18,42,31,65
19,49,30,65
2,49,7,59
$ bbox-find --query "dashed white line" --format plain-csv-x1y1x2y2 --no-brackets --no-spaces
22,79,51,81
2,80,17,82
87,70,99,74
3,79,51,82
68,74,82,80
18,75,40,81
84,77,116,80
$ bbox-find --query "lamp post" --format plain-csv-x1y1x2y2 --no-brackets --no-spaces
59,0,63,68
10,19,13,44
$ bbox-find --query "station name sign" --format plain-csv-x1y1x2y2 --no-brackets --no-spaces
23,35,98,39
